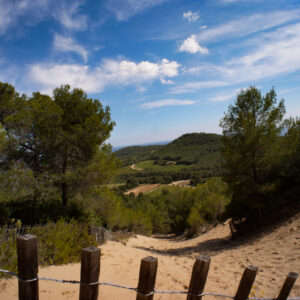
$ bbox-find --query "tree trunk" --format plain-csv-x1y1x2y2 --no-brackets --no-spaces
61,159,68,206
62,181,67,206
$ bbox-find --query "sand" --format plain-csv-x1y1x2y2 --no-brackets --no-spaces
1,212,299,300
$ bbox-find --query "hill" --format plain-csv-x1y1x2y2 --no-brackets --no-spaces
115,133,224,184
152,132,222,164
114,145,164,165
115,132,222,165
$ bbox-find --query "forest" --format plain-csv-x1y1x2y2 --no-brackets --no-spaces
0,82,299,274
116,132,223,185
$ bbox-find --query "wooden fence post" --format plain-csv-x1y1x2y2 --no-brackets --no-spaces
17,234,39,300
277,272,298,300
187,256,211,300
235,265,258,300
136,256,158,300
79,247,101,300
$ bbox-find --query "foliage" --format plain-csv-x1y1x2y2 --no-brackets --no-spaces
115,177,229,234
115,133,223,184
219,86,298,219
114,145,164,165
0,219,97,277
0,82,119,211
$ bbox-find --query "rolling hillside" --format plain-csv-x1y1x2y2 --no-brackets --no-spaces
115,133,224,184
114,145,164,166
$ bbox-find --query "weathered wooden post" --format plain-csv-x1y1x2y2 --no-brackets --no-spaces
235,265,258,300
17,234,39,300
79,247,101,300
187,256,211,300
136,256,158,300
277,272,298,300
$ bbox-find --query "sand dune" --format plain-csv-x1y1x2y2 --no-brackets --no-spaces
1,212,299,300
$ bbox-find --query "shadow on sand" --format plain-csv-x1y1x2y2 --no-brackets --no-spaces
134,236,234,257
134,209,300,258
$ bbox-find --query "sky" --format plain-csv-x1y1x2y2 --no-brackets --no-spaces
0,0,300,147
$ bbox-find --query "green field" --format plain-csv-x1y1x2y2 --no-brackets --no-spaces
145,184,190,197
135,160,192,171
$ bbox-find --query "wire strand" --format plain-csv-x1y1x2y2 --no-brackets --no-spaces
1,268,300,300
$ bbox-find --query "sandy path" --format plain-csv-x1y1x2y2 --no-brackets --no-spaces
1,212,300,300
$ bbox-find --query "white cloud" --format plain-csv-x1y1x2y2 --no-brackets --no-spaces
55,1,87,31
160,78,174,84
171,81,229,94
196,10,300,44
0,0,86,35
27,58,180,93
209,93,234,102
179,35,209,54
176,22,300,93
212,22,300,82
53,34,88,62
105,0,169,21
140,99,196,109
183,11,199,22
0,0,50,34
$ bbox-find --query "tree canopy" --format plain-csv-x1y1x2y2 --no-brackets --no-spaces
220,86,299,219
0,82,119,208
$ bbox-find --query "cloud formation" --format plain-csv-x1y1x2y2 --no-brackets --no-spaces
105,0,169,21
28,58,180,93
183,11,199,22
55,1,87,31
53,34,88,62
195,10,300,44
175,22,300,93
179,10,300,55
140,99,196,109
179,35,208,54
0,0,87,35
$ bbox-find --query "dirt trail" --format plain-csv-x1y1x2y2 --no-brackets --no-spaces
125,184,161,195
1,212,300,300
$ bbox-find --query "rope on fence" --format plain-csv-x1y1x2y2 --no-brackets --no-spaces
1,268,300,300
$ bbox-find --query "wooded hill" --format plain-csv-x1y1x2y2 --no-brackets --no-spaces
116,133,222,165
115,133,223,184
113,145,164,166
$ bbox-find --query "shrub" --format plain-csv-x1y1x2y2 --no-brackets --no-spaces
0,219,97,277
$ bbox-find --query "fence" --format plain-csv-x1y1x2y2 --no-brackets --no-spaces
0,235,299,300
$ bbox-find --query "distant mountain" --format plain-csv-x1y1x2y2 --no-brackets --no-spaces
114,145,165,165
115,132,222,167
112,140,170,152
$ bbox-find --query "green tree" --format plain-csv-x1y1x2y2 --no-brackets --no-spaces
49,85,116,205
274,117,300,190
220,86,286,218
0,82,118,208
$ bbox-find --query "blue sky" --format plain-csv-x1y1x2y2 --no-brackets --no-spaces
0,0,300,147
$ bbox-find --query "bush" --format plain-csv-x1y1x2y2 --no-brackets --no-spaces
0,219,97,277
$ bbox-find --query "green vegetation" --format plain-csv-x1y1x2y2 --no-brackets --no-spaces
220,86,299,227
1,82,298,270
136,160,189,171
0,219,97,277
116,133,223,185
114,145,164,165
118,177,229,234
0,82,119,208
